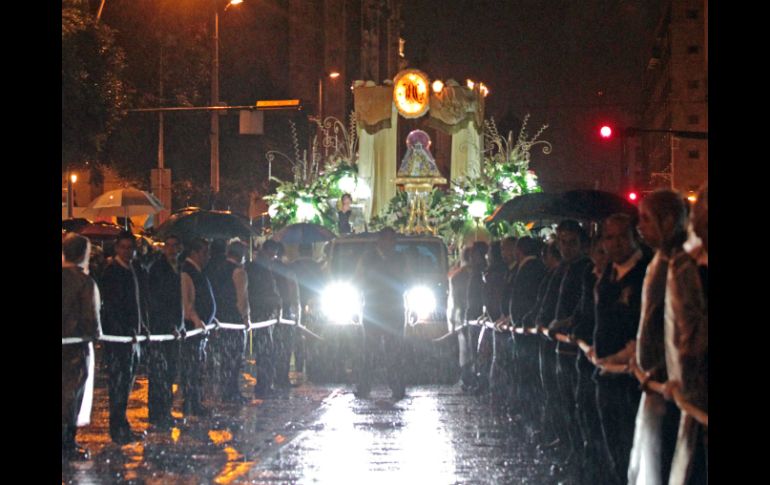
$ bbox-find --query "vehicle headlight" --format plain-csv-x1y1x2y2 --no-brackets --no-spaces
321,282,361,324
405,286,436,320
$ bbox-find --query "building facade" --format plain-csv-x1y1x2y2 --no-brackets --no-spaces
637,0,708,195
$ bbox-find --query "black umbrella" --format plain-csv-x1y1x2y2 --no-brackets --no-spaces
273,223,336,245
487,192,560,224
488,189,637,224
154,208,258,243
559,189,638,222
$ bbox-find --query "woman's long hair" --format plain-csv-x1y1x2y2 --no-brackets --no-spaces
642,189,689,255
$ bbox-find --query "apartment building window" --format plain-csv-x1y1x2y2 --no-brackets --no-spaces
686,9,698,19
688,115,700,125
688,150,700,159
687,45,700,54
687,80,699,89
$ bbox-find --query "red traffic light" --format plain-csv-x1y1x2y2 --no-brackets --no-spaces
627,191,638,202
599,125,613,139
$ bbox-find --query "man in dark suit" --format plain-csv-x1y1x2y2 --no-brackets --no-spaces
355,227,409,400
147,235,184,429
591,213,649,485
207,239,250,403
246,241,281,397
62,233,102,460
507,237,546,413
546,220,593,463
100,231,146,444
180,238,216,417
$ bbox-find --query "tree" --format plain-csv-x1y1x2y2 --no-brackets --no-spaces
62,0,127,168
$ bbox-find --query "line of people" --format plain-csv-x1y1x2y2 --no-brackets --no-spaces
449,186,708,485
62,231,323,460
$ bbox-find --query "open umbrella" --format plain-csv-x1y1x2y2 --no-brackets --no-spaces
559,189,638,221
486,192,560,224
83,188,164,230
77,221,124,240
273,223,336,245
487,189,638,224
154,208,258,243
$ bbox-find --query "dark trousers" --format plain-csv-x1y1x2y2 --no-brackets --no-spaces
253,326,275,393
538,339,559,442
459,324,481,388
554,350,579,456
489,332,514,401
574,355,608,483
180,334,207,413
595,373,641,484
515,335,540,420
273,323,294,386
211,329,247,397
358,318,405,394
147,340,179,423
104,342,141,438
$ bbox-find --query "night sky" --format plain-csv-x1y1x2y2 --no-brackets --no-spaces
401,0,664,192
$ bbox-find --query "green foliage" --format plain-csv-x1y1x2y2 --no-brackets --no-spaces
62,0,128,167
372,115,551,245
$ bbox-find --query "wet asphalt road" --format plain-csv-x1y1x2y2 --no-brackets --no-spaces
63,358,575,484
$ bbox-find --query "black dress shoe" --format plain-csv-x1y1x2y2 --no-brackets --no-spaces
62,444,90,461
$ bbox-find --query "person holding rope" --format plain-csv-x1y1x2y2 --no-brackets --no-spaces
207,239,251,404
665,183,708,485
100,231,147,444
147,234,184,430
180,237,216,417
589,213,650,485
354,227,410,400
246,240,281,398
62,233,102,460
627,189,689,485
543,220,592,464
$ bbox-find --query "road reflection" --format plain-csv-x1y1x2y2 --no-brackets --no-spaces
290,390,456,484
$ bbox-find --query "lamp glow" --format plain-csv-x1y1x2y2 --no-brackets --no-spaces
405,286,436,320
432,80,444,93
337,174,357,194
321,282,361,324
353,179,371,200
295,199,318,222
468,199,487,219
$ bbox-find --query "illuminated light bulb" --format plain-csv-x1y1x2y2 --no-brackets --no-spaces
337,174,357,194
468,199,487,219
432,80,444,93
525,171,539,190
295,199,317,222
353,179,371,200
466,79,475,90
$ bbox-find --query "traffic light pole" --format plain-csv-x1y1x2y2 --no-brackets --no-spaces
624,127,707,140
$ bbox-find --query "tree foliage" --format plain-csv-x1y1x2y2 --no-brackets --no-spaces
62,0,128,168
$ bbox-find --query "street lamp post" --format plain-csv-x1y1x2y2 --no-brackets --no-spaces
210,0,243,209
66,173,77,219
317,71,340,123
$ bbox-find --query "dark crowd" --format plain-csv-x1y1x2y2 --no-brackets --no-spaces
62,186,707,485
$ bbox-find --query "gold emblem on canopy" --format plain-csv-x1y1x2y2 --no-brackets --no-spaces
395,130,446,234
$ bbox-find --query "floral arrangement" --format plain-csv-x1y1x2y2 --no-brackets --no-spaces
263,116,366,233
371,114,551,245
